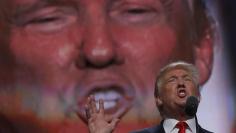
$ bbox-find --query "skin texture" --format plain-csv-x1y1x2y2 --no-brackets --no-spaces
0,0,213,132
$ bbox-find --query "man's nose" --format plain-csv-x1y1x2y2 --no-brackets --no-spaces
177,79,185,88
77,18,123,68
177,84,185,88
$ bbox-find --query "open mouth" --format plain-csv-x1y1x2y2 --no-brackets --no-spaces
93,89,122,110
76,83,134,122
177,88,187,98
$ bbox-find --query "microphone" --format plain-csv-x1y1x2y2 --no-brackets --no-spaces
185,96,199,117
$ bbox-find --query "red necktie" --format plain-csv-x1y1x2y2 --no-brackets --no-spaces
176,121,188,133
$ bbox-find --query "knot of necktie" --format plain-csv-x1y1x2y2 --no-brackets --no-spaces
176,121,188,133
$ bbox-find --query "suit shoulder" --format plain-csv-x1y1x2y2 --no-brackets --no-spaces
130,125,162,133
199,125,214,133
201,128,213,133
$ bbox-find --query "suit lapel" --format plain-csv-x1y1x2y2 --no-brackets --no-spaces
153,120,165,133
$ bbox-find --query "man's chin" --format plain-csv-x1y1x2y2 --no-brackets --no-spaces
176,96,188,106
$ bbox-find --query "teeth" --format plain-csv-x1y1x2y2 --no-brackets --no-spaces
178,90,186,97
93,90,121,109
94,90,121,101
95,101,116,109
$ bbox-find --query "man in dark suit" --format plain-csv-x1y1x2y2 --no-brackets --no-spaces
86,61,213,133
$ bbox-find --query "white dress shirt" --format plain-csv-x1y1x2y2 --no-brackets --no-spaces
163,117,196,133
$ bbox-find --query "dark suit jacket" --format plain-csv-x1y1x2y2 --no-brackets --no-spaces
130,121,213,133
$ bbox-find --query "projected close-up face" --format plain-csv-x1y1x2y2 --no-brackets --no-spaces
0,0,214,132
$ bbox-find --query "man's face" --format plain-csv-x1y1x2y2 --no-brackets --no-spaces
2,0,206,132
156,68,200,119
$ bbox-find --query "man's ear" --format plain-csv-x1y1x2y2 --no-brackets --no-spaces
155,96,163,107
194,28,214,85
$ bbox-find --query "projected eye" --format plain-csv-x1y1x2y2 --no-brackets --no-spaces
26,13,76,33
28,16,61,24
15,7,77,33
110,5,160,24
25,15,67,32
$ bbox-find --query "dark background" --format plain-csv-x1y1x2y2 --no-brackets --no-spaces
220,0,236,132
220,0,236,83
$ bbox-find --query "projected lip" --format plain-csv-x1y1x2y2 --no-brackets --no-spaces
76,80,134,122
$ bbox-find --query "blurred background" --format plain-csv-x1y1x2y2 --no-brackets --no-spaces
197,0,236,132
220,0,236,132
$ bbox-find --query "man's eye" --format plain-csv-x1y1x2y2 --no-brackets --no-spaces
24,14,77,33
185,78,192,81
183,75,192,81
23,15,69,33
14,7,78,33
28,17,61,24
122,7,156,17
110,6,160,24
167,78,176,83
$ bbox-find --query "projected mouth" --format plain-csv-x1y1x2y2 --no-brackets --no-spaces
76,82,134,122
93,90,122,110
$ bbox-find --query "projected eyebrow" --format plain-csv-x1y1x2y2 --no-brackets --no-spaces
13,0,48,17
11,0,78,25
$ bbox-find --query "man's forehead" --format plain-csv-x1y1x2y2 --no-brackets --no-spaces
10,0,78,7
8,0,194,16
163,67,191,78
167,68,188,74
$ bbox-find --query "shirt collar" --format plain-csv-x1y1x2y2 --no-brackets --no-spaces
163,118,179,133
186,117,196,133
163,117,196,133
